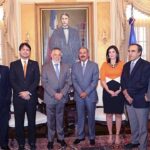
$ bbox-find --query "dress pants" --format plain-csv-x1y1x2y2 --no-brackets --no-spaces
0,108,9,147
13,99,36,145
76,99,96,140
46,102,65,142
126,105,149,150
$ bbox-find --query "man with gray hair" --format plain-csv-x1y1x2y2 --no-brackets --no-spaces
121,43,150,150
42,48,71,149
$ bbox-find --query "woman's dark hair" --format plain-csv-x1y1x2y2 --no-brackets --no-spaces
106,45,120,63
19,42,31,51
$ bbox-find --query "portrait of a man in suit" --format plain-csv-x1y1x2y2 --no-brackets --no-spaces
48,13,81,66
41,8,89,65
9,42,40,150
41,48,71,149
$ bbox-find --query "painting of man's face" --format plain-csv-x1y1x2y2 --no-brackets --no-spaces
61,14,69,27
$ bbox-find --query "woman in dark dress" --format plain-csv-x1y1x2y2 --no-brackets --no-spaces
100,45,124,146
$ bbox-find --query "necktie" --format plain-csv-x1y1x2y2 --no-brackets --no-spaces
55,64,60,79
82,62,86,75
23,61,27,78
130,61,135,74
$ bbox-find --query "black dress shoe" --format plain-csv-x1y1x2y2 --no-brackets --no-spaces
73,138,85,144
124,143,140,148
57,139,67,147
18,145,25,150
1,145,10,150
90,139,95,145
47,142,53,149
29,143,36,150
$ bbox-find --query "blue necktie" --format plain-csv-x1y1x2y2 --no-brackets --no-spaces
82,62,86,75
55,64,60,79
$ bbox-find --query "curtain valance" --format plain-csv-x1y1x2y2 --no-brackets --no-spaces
127,0,150,15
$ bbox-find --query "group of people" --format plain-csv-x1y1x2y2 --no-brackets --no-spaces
101,44,150,150
0,12,150,150
42,47,99,149
0,42,150,150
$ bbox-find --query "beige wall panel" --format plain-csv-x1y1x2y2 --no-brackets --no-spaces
21,4,36,60
97,2,110,68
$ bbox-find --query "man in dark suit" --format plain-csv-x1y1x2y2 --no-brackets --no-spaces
0,65,11,150
10,42,40,150
48,13,81,66
72,47,99,145
121,43,150,150
41,48,71,149
145,78,150,101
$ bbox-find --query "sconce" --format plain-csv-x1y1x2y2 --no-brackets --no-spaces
101,30,107,44
25,32,30,43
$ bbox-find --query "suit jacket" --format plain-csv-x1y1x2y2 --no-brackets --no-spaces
48,26,81,65
41,61,71,105
121,58,150,108
146,78,150,101
10,59,40,102
72,60,99,102
0,65,11,111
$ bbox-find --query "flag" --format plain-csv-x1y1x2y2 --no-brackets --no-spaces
49,10,58,37
129,17,136,45
47,10,58,62
50,10,57,30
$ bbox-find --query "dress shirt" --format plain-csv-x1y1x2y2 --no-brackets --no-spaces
21,58,28,67
130,57,140,73
81,59,88,67
63,28,69,44
52,61,60,73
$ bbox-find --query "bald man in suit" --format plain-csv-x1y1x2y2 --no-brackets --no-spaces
41,48,71,149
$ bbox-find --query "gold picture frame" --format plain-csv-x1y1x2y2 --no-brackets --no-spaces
35,2,94,68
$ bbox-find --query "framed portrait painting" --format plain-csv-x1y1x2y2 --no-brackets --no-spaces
35,2,94,68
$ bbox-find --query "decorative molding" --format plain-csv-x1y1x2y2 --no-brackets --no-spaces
97,0,110,2
0,0,5,6
127,0,150,15
19,0,110,4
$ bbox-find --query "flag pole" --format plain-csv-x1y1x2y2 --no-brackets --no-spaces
131,3,133,17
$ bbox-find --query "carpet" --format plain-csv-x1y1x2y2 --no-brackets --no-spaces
7,134,150,150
